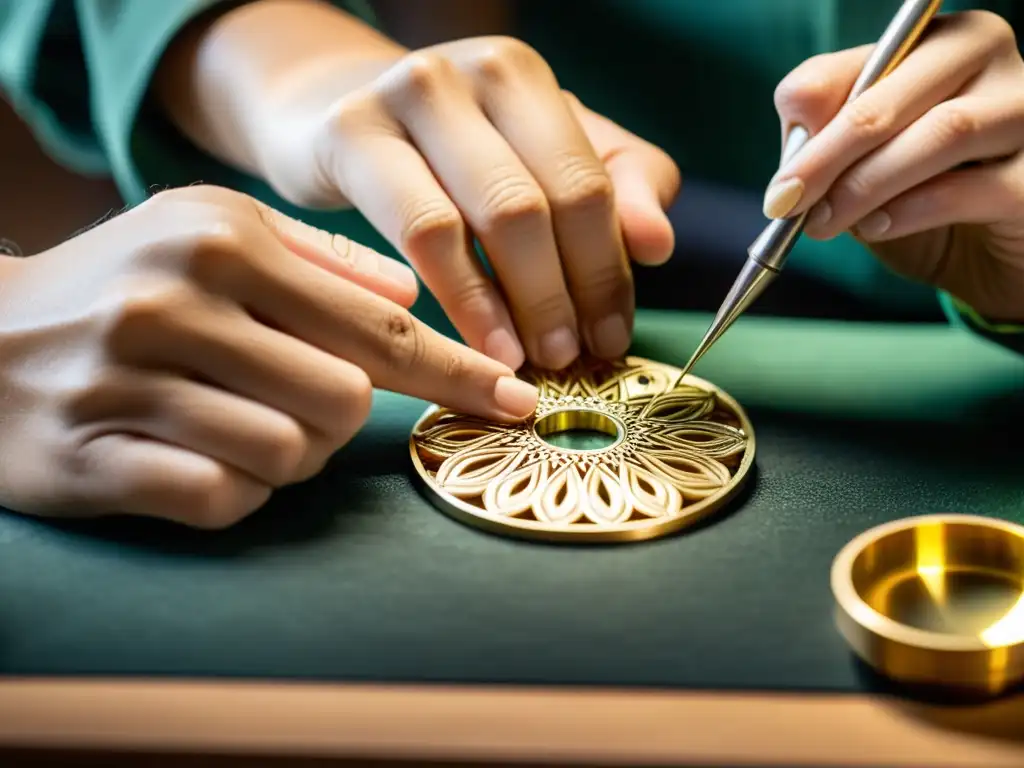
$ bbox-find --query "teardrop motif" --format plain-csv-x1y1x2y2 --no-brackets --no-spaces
435,447,528,498
621,461,683,518
533,463,586,524
483,460,549,517
582,464,629,524
415,423,506,464
647,422,747,459
635,451,731,500
640,388,716,423
410,355,754,542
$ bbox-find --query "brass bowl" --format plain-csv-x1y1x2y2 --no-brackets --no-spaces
831,514,1024,696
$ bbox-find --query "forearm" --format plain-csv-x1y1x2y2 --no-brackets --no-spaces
153,0,404,179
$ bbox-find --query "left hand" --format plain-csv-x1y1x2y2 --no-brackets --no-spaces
255,33,679,371
766,10,1024,323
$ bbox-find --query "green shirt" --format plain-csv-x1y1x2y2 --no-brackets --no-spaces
0,0,1021,356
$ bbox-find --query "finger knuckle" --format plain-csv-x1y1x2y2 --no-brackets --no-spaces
830,168,875,210
471,36,546,84
324,92,378,140
181,465,252,530
932,103,979,148
295,370,373,481
400,201,464,258
912,181,955,219
181,220,257,285
263,418,311,487
443,352,466,383
842,99,894,143
445,277,498,317
391,52,454,99
320,365,374,440
551,160,615,214
523,289,574,327
964,10,1017,49
329,233,357,269
774,65,833,118
574,262,634,307
341,367,375,429
561,89,583,111
102,286,192,351
479,177,550,234
379,309,425,374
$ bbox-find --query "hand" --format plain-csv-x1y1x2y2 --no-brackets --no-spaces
0,186,537,528
766,10,1024,322
257,31,681,370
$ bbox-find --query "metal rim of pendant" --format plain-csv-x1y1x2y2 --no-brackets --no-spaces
409,355,756,544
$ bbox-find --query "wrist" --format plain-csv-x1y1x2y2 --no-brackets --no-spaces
941,292,1024,338
155,0,404,193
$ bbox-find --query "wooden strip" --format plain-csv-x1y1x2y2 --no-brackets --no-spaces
0,679,1022,766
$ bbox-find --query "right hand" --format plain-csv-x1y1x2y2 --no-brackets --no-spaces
0,185,538,528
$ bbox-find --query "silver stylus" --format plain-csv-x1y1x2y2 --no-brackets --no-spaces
679,0,943,377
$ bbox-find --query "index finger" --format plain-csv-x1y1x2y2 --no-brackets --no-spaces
237,227,539,422
252,199,420,309
766,22,994,219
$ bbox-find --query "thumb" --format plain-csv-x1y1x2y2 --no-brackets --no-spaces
773,45,874,164
568,94,681,266
251,199,420,309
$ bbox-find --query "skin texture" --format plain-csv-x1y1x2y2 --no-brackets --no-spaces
158,2,1024,329
0,186,538,528
767,11,1024,323
154,0,681,372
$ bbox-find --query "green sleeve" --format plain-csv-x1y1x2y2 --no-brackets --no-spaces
0,0,377,204
0,0,107,174
940,294,1024,356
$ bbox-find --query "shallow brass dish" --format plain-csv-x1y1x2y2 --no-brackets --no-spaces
831,514,1024,696
409,355,755,543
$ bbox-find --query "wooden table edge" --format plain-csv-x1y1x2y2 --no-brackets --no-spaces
0,678,1022,766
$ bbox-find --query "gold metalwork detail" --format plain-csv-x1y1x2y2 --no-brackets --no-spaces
832,514,1024,697
409,355,755,543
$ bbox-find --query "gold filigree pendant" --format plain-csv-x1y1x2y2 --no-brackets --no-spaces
409,355,755,543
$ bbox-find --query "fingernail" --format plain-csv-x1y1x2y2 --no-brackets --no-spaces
763,178,805,219
493,376,539,418
538,326,579,369
807,200,833,230
483,327,525,370
856,210,891,240
590,313,630,358
377,256,419,292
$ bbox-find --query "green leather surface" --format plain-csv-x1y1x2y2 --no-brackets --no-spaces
0,312,1021,692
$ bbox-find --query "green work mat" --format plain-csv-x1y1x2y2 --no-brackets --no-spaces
0,311,1020,692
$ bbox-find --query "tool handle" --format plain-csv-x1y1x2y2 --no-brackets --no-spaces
780,0,943,168
753,0,944,272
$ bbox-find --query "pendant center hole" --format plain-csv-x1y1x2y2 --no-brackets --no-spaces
534,410,621,452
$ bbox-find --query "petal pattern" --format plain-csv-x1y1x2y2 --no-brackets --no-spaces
633,451,732,500
415,416,508,464
622,461,683,518
582,464,629,524
483,460,549,517
640,388,716,423
647,422,748,460
412,355,753,538
435,446,528,498
534,464,586,524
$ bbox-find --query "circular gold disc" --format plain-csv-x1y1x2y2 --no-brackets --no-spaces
409,355,755,543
